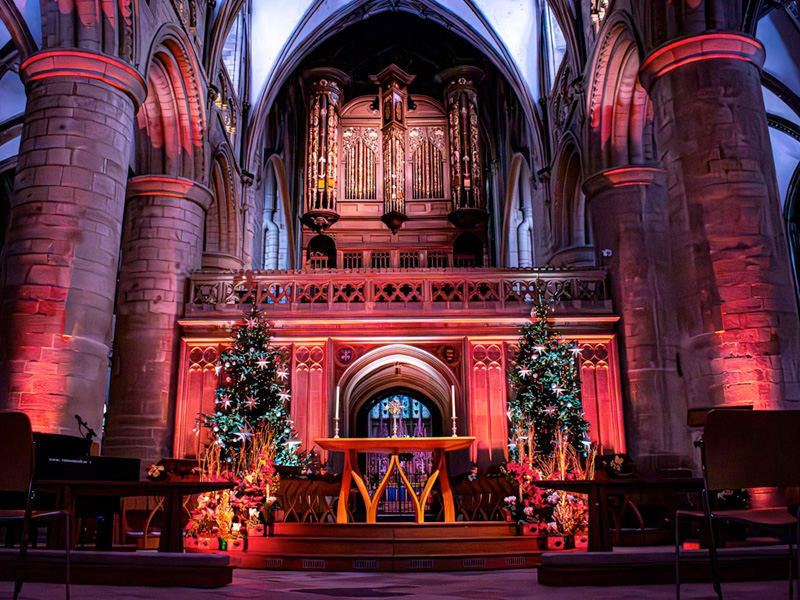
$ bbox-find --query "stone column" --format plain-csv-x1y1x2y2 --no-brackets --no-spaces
584,167,692,471
103,176,212,461
0,50,145,434
640,34,800,410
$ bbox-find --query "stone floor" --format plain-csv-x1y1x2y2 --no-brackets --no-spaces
0,569,789,599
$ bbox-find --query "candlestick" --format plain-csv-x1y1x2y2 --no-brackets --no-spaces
451,385,457,437
334,385,341,438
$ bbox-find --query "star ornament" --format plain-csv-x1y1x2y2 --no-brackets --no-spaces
554,387,565,396
256,358,268,369
533,345,546,354
278,392,291,403
519,368,532,378
215,363,223,375
543,405,557,416
244,396,257,409
234,425,253,443
277,369,289,381
570,346,582,357
245,317,259,328
219,396,232,409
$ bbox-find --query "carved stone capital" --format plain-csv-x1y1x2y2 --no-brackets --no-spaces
20,49,146,108
639,33,765,92
126,175,214,212
582,166,666,199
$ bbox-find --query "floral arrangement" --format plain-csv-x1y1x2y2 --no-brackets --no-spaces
187,416,288,539
503,429,595,538
186,311,306,543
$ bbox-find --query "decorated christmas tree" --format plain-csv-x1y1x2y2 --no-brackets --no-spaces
508,295,590,459
200,310,302,467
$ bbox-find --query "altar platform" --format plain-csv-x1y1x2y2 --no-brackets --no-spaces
186,522,559,571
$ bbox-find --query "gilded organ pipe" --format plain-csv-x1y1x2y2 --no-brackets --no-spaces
301,68,346,232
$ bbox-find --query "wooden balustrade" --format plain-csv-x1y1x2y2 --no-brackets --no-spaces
186,267,610,316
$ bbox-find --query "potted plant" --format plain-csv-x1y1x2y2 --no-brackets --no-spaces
245,507,265,537
545,521,569,550
270,499,285,523
223,522,246,551
502,496,517,522
574,527,589,549
186,493,222,550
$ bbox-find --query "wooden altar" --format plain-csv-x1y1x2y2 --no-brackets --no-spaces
315,436,475,523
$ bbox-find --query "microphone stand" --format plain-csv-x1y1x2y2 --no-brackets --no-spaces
75,414,97,456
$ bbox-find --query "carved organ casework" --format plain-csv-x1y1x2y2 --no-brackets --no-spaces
300,63,489,270
443,66,487,229
370,65,416,234
301,68,347,233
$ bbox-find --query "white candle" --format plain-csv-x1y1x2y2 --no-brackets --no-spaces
451,385,456,418
335,385,340,420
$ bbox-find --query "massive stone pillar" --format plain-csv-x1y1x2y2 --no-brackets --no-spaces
640,34,800,410
584,167,692,471
0,50,145,434
103,176,212,461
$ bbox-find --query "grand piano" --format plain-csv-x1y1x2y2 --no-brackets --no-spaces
33,433,140,482
31,432,141,551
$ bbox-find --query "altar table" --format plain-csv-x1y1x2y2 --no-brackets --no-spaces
315,437,475,524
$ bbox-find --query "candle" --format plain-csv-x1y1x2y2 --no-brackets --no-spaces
335,385,340,420
451,385,456,418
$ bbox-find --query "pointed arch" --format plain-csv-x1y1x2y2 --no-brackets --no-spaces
0,0,37,58
137,25,207,181
545,0,585,71
205,145,241,259
550,135,590,264
263,154,296,270
337,344,460,437
504,154,536,268
586,12,656,174
243,0,546,179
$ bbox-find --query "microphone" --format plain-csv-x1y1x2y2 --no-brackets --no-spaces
75,414,97,443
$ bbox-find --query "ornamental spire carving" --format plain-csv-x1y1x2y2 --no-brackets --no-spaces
370,64,416,234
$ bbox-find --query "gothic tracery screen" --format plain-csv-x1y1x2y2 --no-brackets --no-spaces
342,127,379,199
409,126,446,199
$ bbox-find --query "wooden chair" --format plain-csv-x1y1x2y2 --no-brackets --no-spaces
0,412,71,599
675,409,800,600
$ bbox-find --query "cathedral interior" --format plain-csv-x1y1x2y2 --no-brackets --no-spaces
0,0,799,595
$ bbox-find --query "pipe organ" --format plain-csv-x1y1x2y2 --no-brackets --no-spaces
300,63,489,269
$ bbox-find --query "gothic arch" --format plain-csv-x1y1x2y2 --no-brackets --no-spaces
263,154,296,270
205,145,241,260
550,136,587,256
0,0,36,58
337,344,460,437
136,26,207,181
586,13,656,174
545,0,585,71
242,0,546,180
500,153,527,267
205,0,246,82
